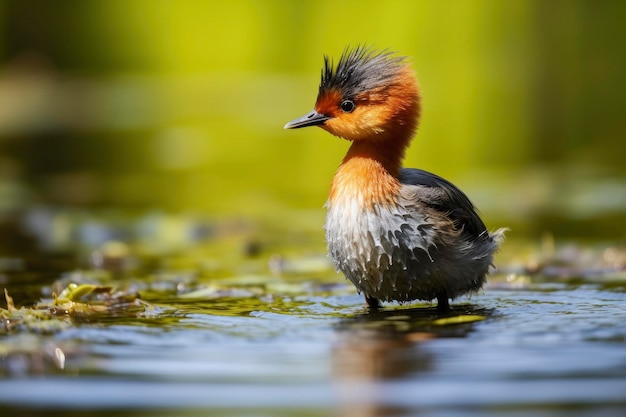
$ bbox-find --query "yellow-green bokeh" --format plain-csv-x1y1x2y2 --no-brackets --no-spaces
1,0,625,232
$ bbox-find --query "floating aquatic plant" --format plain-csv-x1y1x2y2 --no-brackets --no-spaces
2,284,150,334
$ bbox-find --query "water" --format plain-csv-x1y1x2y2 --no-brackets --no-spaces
1,235,625,417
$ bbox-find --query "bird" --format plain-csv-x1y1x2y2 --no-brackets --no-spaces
284,46,505,311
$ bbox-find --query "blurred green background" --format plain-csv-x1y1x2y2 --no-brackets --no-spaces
1,0,625,241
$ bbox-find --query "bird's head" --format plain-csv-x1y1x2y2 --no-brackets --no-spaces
285,46,421,143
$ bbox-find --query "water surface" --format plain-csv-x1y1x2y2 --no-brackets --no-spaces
1,235,625,416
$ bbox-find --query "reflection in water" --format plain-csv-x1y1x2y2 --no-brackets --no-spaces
331,307,489,417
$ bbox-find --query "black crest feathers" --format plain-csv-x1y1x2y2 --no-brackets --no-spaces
319,45,407,99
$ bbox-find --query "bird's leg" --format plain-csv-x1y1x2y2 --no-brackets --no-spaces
436,291,450,312
365,295,380,309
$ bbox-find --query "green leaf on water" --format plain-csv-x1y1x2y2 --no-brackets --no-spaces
55,283,114,303
432,315,486,326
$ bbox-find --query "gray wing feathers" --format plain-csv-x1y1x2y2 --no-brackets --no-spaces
399,168,488,240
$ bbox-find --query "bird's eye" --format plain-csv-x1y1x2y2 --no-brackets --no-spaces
340,100,355,113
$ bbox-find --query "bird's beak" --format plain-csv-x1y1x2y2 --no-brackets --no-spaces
284,110,331,129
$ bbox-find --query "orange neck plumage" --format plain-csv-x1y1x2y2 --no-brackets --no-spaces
328,137,409,207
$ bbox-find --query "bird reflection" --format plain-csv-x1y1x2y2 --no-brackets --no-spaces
331,306,490,416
